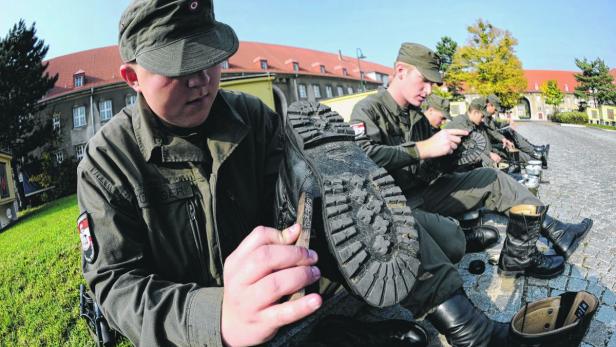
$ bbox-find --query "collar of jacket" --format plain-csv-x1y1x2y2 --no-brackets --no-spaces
377,87,409,120
460,113,480,130
133,92,249,169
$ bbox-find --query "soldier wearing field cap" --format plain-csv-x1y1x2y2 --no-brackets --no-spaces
351,42,593,346
421,93,452,130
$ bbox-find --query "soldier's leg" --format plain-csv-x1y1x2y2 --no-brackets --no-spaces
412,209,465,264
510,129,537,154
422,167,542,217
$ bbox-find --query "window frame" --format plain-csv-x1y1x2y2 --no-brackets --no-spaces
312,84,322,99
298,84,308,99
73,106,87,128
75,144,86,161
99,99,113,122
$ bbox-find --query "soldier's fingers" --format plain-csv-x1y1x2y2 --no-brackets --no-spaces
227,225,300,269
250,265,321,309
259,293,322,329
448,134,463,144
446,129,469,137
236,244,318,285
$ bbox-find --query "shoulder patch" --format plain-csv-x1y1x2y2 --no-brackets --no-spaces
77,212,96,263
350,121,366,136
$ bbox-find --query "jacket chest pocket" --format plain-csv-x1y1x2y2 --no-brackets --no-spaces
137,181,211,284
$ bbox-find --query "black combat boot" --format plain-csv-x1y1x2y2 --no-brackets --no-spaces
510,291,598,347
276,101,421,308
533,144,549,169
426,289,510,347
498,205,565,279
301,315,429,347
464,225,500,253
506,148,522,174
541,211,593,259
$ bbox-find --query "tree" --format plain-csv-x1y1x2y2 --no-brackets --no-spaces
0,20,58,204
447,19,527,110
573,58,616,108
540,80,564,114
435,36,464,101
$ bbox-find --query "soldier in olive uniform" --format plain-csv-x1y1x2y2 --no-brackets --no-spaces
76,1,326,346
421,94,451,131
485,94,550,168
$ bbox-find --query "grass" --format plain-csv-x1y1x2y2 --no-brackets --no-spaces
0,195,130,346
587,123,616,131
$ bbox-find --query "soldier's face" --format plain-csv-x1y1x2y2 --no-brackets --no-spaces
426,108,446,128
487,103,496,115
469,109,484,125
123,63,222,128
401,68,432,107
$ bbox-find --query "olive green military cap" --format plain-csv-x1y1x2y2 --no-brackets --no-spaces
469,97,487,113
119,0,239,77
487,94,503,112
396,42,442,84
422,94,451,119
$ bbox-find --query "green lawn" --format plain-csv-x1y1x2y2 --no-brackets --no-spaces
0,195,129,346
587,123,616,131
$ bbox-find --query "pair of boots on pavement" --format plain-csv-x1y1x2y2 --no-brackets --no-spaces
276,101,592,347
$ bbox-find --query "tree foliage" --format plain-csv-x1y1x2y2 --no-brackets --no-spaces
447,19,527,110
435,36,464,101
573,58,616,107
0,20,58,158
540,80,564,111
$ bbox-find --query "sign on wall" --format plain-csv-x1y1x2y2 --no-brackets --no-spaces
0,163,9,199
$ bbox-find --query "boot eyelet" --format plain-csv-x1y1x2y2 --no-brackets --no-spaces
547,308,554,315
544,323,551,330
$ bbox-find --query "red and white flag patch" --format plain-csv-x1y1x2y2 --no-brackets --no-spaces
350,121,366,136
77,212,96,263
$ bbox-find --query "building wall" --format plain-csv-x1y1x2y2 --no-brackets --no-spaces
463,92,582,120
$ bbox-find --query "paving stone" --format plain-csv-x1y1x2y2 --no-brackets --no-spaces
526,286,549,303
608,332,616,347
596,305,616,327
583,320,610,346
568,278,589,292
548,275,568,291
603,290,616,306
570,265,588,279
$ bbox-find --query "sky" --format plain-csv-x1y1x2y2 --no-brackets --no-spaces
1,0,615,72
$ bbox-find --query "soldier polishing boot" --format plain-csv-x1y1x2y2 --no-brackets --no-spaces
541,211,593,259
498,205,565,279
426,289,510,347
510,291,598,347
302,314,428,347
277,101,421,308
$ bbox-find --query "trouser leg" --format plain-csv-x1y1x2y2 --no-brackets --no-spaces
399,220,463,316
422,168,542,217
511,130,537,154
412,208,466,264
518,151,531,164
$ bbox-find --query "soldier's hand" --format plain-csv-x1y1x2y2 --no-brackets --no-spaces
489,152,502,163
221,224,322,346
502,138,514,150
417,129,469,159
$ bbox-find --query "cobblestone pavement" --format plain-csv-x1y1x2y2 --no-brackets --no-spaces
272,122,616,346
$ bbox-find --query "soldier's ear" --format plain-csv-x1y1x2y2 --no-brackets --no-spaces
120,64,141,93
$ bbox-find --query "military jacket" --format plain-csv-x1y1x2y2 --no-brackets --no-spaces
350,88,435,202
483,114,505,143
77,90,282,346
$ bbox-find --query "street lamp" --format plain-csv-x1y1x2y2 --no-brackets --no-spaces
356,48,366,92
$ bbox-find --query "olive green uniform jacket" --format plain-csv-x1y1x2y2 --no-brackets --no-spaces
77,90,282,346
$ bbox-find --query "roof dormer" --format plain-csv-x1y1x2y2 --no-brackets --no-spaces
73,70,85,88
311,62,326,74
285,59,300,72
253,57,268,70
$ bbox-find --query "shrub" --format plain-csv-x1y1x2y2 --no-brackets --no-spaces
550,111,589,124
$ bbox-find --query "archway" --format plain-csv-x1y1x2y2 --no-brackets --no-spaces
516,97,531,119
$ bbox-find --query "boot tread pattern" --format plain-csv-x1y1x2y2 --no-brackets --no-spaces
287,101,355,148
456,131,488,166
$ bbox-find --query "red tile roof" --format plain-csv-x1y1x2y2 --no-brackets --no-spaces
523,70,580,93
42,42,392,101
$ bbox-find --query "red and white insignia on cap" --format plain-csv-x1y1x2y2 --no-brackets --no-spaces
350,122,366,136
77,212,96,263
189,0,200,11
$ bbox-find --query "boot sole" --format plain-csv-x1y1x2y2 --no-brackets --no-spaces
455,131,488,166
286,101,421,307
497,266,564,279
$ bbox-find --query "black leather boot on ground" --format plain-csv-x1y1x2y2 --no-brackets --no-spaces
426,289,510,347
276,101,421,307
511,291,598,347
301,314,428,347
541,213,593,259
464,224,500,253
497,205,565,279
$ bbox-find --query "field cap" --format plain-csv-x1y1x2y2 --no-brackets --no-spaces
487,94,503,112
469,97,488,113
423,94,451,119
119,0,238,77
397,42,442,84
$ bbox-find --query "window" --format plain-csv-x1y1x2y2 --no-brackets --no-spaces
347,86,354,95
99,100,113,122
293,62,299,72
325,85,333,98
337,86,344,96
221,60,229,69
52,113,61,131
342,68,348,77
73,106,86,128
74,74,85,87
260,59,268,70
298,84,307,99
54,151,64,164
75,144,86,161
319,65,326,74
312,84,321,98
608,109,615,120
126,94,137,106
